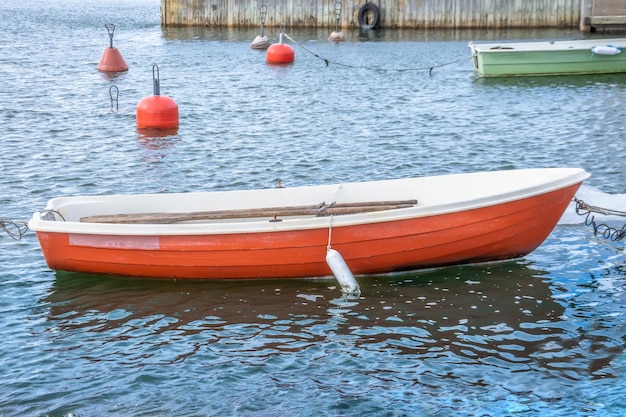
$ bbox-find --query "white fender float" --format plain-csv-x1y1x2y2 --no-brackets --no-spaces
591,45,621,56
326,248,360,296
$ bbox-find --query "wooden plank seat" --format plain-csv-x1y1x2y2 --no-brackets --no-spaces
80,200,418,224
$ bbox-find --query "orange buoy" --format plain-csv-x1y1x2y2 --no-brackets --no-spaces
137,96,179,129
266,33,294,64
136,65,179,130
97,24,128,72
98,48,128,72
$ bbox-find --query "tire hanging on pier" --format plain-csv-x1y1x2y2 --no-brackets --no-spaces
358,2,380,29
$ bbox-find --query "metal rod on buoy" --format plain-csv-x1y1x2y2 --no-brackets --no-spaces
260,3,267,37
105,23,115,48
109,85,119,112
326,215,360,296
152,65,160,96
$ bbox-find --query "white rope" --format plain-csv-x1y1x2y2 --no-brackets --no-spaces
328,182,343,207
327,215,333,250
326,183,343,250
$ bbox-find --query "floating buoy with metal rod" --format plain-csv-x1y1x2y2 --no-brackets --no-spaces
357,2,380,30
328,1,345,42
136,65,179,130
266,28,294,64
251,2,270,50
97,23,128,72
325,212,360,297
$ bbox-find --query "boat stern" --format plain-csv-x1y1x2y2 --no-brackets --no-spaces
468,41,485,76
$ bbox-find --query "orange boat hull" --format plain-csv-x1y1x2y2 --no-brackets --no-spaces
34,183,579,279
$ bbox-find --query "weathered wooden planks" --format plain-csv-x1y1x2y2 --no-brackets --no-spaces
161,0,583,29
80,199,418,224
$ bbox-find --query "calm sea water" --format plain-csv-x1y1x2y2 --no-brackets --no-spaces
1,0,625,416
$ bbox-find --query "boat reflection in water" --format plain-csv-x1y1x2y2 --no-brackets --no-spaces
43,261,622,413
46,263,569,355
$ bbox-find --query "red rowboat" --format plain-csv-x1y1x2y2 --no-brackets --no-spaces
28,168,589,280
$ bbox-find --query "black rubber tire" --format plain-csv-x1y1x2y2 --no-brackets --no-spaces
357,3,380,29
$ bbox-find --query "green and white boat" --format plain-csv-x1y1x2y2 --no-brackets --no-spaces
469,38,626,77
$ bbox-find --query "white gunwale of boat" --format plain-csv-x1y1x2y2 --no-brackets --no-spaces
28,168,590,236
469,38,626,53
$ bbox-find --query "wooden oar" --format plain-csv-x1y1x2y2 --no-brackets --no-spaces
80,199,417,224
82,203,323,224
318,199,418,210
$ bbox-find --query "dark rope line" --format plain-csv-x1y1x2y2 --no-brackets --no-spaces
574,198,626,242
0,210,66,241
284,34,470,74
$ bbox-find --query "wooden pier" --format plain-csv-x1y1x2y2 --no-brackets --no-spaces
160,0,626,32
583,0,626,31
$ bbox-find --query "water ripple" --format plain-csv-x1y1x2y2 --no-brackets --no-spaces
1,0,625,415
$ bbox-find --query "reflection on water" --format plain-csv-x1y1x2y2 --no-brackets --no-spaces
160,26,593,44
137,128,181,140
475,72,626,89
38,261,623,414
48,262,560,336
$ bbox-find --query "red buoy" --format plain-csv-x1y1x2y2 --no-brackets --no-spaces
137,96,179,129
266,33,294,64
97,24,128,72
98,47,128,72
136,65,179,130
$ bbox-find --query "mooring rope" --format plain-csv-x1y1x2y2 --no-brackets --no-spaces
574,197,626,242
327,214,334,250
325,183,343,250
0,220,29,240
0,210,65,240
283,33,470,74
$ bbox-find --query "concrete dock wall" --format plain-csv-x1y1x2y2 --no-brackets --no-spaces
160,0,623,31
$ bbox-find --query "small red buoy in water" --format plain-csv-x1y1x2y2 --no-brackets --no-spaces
266,32,294,64
97,23,128,72
136,65,179,130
